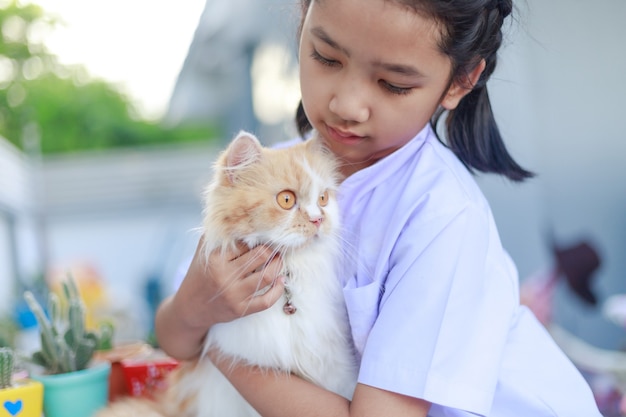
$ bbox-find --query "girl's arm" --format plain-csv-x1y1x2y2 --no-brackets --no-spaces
155,239,285,360
158,240,431,414
209,350,431,417
155,294,208,360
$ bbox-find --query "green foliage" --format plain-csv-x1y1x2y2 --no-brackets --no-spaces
0,316,18,348
0,1,50,60
23,275,110,375
10,73,219,154
95,320,114,351
0,0,219,155
0,347,14,388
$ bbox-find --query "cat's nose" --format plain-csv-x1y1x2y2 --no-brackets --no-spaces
310,216,323,227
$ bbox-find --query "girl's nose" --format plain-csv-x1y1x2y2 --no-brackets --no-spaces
329,82,370,123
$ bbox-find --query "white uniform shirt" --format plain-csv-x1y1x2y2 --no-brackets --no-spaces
336,124,601,416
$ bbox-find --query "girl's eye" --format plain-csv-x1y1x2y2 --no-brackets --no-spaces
310,49,339,67
318,190,329,207
277,190,297,210
380,80,413,96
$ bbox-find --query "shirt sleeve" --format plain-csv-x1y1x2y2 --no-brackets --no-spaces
356,203,518,415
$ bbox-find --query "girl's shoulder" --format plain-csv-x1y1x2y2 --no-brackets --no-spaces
339,128,496,249
388,130,492,219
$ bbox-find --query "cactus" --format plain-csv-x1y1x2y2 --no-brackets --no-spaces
23,275,102,375
0,347,14,388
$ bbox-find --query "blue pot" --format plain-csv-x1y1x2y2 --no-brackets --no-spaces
32,362,111,417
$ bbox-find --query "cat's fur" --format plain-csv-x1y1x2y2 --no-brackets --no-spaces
96,131,358,417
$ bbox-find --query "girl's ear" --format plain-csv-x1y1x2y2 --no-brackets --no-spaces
440,59,486,110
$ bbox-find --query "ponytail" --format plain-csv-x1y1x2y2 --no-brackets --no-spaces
433,85,534,182
427,0,534,182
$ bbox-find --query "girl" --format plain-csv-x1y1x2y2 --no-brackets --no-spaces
155,0,602,416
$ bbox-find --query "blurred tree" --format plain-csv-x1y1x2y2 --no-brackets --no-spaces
0,0,218,155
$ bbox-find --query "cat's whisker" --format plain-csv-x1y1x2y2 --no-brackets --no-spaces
332,228,369,281
220,242,283,317
238,247,285,317
187,225,204,236
200,243,263,301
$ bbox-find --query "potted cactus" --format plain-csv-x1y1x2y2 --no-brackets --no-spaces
0,347,43,417
23,276,111,417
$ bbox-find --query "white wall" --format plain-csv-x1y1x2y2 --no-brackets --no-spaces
0,137,37,315
482,0,626,348
0,216,14,312
38,142,217,340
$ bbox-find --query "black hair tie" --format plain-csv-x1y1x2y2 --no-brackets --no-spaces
491,0,512,18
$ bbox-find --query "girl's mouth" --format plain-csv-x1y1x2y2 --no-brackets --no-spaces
326,125,365,145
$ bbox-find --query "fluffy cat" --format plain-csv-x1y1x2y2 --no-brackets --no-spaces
96,131,358,417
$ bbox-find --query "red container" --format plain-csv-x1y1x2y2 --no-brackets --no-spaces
120,357,179,398
95,343,179,401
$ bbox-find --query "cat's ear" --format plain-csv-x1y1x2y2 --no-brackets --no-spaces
223,131,263,183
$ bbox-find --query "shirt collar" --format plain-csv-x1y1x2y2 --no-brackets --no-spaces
339,124,434,205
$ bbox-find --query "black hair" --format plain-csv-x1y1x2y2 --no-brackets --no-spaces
295,0,533,182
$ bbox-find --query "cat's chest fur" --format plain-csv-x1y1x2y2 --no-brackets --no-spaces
205,240,355,391
186,239,357,417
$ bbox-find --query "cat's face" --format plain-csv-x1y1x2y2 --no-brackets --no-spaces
204,132,341,252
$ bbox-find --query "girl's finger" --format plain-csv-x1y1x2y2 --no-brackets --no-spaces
237,245,278,277
249,275,285,313
241,254,283,294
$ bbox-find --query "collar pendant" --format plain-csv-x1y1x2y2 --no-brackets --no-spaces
282,282,297,315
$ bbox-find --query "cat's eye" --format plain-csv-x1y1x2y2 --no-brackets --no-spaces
318,190,329,207
277,190,297,210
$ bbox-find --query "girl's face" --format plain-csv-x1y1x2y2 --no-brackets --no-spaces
299,0,469,176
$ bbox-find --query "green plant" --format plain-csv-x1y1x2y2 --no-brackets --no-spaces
23,276,103,374
96,320,114,351
0,347,14,388
0,315,18,348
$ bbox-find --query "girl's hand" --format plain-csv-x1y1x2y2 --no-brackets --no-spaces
175,238,286,328
155,238,285,360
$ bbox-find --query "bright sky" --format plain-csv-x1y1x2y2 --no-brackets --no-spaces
29,0,206,120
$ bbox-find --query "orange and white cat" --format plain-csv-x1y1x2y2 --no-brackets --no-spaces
96,131,358,417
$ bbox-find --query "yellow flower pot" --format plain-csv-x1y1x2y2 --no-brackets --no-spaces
0,379,43,417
